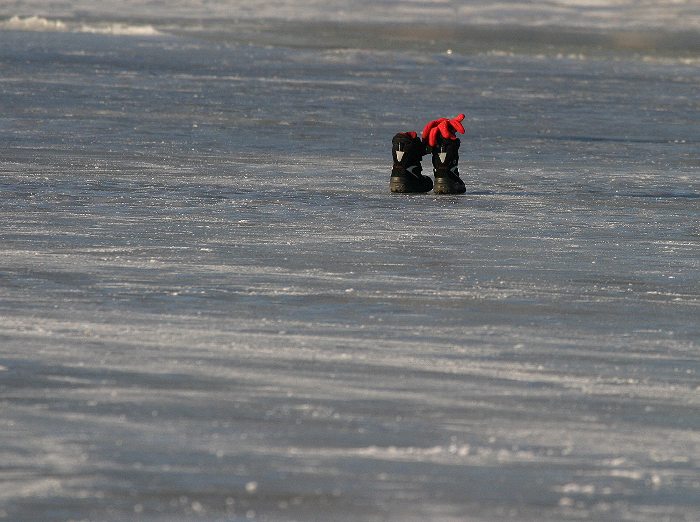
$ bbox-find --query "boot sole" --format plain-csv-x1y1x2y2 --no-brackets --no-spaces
390,177,433,194
433,178,466,195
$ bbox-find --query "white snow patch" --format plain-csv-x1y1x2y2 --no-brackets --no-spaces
1,16,162,36
1,15,67,31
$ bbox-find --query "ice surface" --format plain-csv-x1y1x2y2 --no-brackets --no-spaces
1,5,699,522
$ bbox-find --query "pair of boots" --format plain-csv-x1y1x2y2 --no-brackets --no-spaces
390,132,466,195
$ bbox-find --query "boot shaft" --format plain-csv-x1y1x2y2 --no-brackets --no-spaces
431,136,460,176
392,133,426,175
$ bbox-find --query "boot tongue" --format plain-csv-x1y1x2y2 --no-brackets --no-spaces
393,132,422,165
438,137,459,159
394,134,411,162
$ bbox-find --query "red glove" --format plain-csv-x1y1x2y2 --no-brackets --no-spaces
421,114,466,147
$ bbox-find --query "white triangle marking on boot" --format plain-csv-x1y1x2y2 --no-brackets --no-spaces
438,152,447,163
396,151,404,161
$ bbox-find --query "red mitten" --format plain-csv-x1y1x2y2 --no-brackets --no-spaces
421,114,466,147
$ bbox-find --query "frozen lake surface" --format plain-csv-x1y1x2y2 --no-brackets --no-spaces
1,3,699,521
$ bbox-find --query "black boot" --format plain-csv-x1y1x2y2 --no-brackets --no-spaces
432,136,466,195
390,132,433,193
